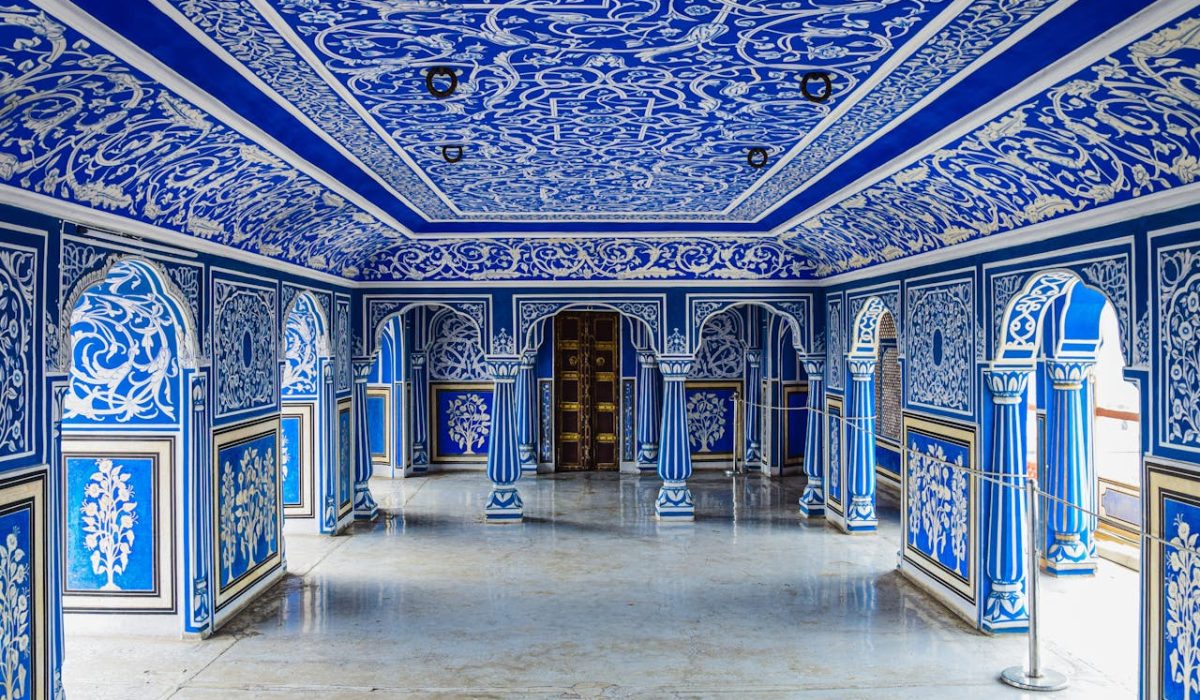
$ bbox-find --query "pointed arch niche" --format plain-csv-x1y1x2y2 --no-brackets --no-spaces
982,269,1141,633
280,290,337,533
58,258,202,635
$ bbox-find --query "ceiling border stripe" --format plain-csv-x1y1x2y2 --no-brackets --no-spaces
724,0,976,214
148,0,443,223
29,0,415,239
768,0,1195,238
748,0,1079,223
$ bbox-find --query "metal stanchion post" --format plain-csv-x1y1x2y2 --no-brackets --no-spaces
725,391,743,477
1001,477,1068,691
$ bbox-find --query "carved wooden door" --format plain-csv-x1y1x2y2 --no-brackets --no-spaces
555,312,620,470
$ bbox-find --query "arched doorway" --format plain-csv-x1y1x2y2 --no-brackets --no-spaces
59,258,200,634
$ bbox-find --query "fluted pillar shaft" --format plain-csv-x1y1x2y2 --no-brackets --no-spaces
744,350,763,466
798,357,825,518
352,357,379,520
409,351,429,472
844,356,877,532
635,351,661,472
516,352,538,474
1043,360,1097,576
983,367,1031,633
655,356,695,520
485,357,524,522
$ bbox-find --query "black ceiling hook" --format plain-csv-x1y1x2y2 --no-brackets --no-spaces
747,147,769,169
801,71,833,103
442,144,464,163
425,66,458,99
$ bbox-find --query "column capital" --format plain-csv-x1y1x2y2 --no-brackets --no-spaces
637,350,658,367
1047,359,1094,389
487,356,522,381
984,366,1032,403
658,355,693,379
847,355,876,379
801,356,825,379
409,351,426,367
520,351,537,369
351,356,374,382
745,349,762,366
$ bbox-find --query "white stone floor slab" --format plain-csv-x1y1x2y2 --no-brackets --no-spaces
64,472,1138,699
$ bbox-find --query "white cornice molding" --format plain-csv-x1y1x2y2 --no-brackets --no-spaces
814,183,1200,288
0,185,352,287
32,0,415,238
357,277,812,290
768,0,1196,237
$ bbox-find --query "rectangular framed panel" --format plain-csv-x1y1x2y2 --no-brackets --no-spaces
0,470,48,699
901,414,977,603
431,383,493,463
826,396,844,516
685,381,741,462
337,399,352,517
213,416,282,612
783,383,808,467
1144,459,1200,699
621,378,635,464
62,436,175,612
368,386,392,466
281,402,315,519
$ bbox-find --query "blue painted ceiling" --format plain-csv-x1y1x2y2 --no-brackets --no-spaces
0,0,1194,280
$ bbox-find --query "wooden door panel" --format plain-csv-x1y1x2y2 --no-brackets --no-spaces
555,311,620,471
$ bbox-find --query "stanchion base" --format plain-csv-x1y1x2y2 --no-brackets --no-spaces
1000,666,1068,692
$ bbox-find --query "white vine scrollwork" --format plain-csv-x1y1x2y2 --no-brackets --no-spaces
1166,513,1200,698
218,445,278,584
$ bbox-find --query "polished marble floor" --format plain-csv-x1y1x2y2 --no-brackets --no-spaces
64,472,1137,699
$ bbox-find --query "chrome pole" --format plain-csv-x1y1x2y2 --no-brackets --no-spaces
725,391,742,477
1001,477,1068,691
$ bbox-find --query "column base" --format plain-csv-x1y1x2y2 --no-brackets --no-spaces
982,581,1028,634
520,463,539,475
798,480,825,518
353,485,378,521
1041,556,1097,577
485,487,524,522
845,496,876,531
1043,533,1094,575
655,480,694,521
410,463,429,474
636,462,658,474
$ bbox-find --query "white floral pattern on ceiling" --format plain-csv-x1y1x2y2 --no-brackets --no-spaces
784,13,1200,276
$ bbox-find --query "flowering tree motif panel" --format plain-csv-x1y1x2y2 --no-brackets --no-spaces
685,384,737,460
827,400,843,511
433,386,493,463
0,249,34,460
282,294,323,398
215,280,277,419
427,311,488,381
65,263,182,427
335,297,351,393
0,507,33,700
65,456,154,593
1161,493,1200,700
904,423,974,592
216,431,279,588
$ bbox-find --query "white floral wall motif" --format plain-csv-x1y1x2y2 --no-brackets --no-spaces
1166,513,1200,698
906,439,969,577
827,296,844,391
1159,245,1200,450
0,249,34,459
214,280,277,418
446,394,491,455
907,279,974,415
428,312,488,381
219,444,278,584
690,310,744,380
80,459,136,591
687,392,727,453
65,262,182,425
0,529,29,700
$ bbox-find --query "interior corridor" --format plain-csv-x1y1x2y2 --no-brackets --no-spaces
64,473,1137,699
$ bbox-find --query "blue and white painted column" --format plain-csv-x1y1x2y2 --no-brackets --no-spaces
656,356,695,520
798,357,825,518
516,351,538,474
409,351,429,472
485,357,524,521
352,357,379,520
744,349,763,466
1043,359,1097,576
983,367,1031,633
844,356,878,532
635,350,661,473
